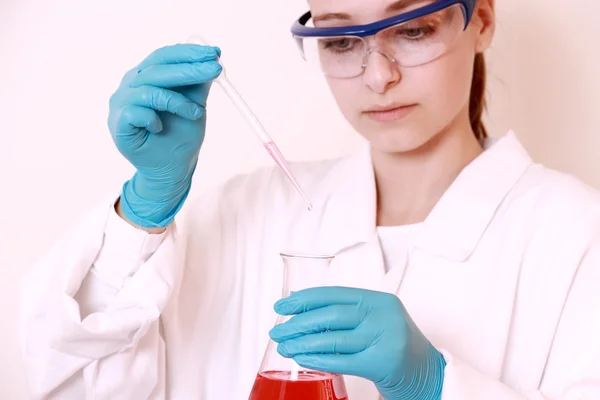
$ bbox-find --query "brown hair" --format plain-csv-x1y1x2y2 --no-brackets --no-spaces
469,52,488,141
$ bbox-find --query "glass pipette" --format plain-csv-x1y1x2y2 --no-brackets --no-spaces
187,35,313,211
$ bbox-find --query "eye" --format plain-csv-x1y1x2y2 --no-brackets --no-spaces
396,26,435,40
321,37,359,51
402,28,426,39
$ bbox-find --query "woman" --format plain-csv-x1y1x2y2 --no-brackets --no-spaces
19,0,600,399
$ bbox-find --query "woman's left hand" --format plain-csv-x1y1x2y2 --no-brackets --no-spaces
269,287,446,400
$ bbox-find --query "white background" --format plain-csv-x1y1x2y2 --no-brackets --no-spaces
1,0,599,398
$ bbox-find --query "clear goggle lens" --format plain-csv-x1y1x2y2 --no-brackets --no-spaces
297,3,466,78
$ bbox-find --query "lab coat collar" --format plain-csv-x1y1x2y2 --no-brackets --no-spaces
310,130,534,261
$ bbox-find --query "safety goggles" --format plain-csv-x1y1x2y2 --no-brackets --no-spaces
290,0,476,78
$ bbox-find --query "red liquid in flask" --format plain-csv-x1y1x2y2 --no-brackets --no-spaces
248,370,348,400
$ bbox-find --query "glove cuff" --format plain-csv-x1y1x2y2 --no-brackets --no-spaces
378,345,446,400
119,172,194,228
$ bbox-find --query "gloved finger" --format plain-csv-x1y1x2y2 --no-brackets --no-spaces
130,61,223,89
177,83,211,107
125,86,204,120
269,305,365,342
274,286,373,315
137,43,220,72
278,330,368,357
293,354,365,378
113,105,163,135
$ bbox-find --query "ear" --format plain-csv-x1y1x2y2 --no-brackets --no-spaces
472,0,496,53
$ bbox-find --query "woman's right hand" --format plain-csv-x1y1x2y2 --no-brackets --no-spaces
107,44,223,229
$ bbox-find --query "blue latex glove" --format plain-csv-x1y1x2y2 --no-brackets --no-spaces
269,287,446,400
108,44,223,228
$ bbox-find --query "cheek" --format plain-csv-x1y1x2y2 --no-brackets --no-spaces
325,78,363,118
419,45,475,124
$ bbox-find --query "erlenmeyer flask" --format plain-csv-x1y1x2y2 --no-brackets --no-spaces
248,252,349,400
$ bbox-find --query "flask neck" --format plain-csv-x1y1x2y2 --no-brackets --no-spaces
280,253,335,298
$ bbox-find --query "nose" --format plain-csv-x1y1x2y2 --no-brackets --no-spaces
362,49,401,94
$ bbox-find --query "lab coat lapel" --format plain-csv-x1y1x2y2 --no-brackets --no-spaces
313,142,379,255
401,131,536,378
412,130,534,261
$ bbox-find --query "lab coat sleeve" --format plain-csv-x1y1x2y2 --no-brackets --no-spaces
19,197,185,400
438,222,600,400
437,351,532,399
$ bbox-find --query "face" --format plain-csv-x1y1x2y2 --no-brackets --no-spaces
306,0,495,154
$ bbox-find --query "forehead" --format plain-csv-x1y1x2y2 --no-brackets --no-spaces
307,0,435,25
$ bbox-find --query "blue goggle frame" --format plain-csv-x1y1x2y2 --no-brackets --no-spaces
291,0,476,38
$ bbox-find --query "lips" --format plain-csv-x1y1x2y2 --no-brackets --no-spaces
364,104,416,122
367,103,409,112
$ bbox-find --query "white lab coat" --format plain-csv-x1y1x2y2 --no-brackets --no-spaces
19,131,600,400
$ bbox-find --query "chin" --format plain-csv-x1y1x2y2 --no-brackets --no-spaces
355,117,439,155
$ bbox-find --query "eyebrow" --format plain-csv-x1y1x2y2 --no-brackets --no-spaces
313,0,431,24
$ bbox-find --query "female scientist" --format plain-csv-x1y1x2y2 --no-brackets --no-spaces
20,0,600,399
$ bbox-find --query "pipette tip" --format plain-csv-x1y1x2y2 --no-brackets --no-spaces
304,199,313,212
263,141,314,211
297,189,313,212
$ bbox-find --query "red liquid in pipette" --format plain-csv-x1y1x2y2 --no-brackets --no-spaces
248,370,348,400
263,141,313,211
